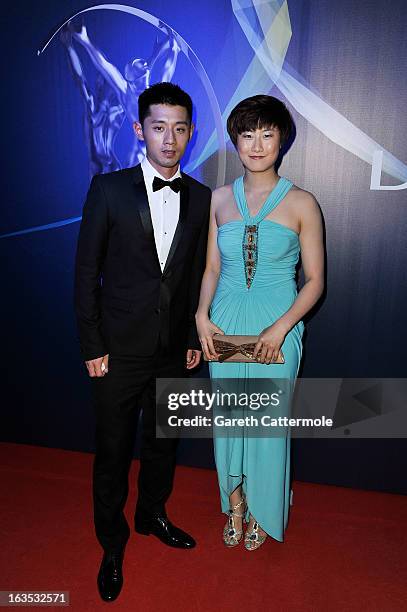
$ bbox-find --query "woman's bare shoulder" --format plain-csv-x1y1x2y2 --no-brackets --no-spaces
211,184,235,208
287,185,320,213
212,184,234,199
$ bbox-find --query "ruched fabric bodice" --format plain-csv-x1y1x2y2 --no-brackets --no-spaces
209,176,304,542
210,176,304,341
213,219,303,335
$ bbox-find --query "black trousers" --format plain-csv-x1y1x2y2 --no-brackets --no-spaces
91,342,185,553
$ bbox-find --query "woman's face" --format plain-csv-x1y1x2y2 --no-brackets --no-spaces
236,125,281,173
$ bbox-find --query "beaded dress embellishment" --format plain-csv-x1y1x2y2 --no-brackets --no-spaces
243,224,258,289
232,175,294,292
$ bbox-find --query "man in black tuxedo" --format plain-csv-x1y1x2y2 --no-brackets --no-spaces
74,82,211,602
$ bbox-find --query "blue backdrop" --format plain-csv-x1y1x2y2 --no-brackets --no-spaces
1,0,406,492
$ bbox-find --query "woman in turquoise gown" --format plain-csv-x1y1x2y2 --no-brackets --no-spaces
196,95,324,550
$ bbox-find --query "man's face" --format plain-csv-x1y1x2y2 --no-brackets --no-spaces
134,104,194,176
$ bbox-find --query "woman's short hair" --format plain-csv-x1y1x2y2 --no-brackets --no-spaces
227,95,294,148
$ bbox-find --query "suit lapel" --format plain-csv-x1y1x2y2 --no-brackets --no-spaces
163,178,189,275
132,164,161,272
132,164,190,276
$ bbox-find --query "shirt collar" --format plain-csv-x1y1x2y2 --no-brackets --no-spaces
141,156,181,184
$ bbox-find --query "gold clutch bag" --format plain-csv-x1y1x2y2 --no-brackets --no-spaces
204,334,285,364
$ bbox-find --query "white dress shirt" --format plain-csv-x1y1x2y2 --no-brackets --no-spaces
141,157,181,272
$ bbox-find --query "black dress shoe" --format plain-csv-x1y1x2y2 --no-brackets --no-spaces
135,514,196,549
97,551,124,602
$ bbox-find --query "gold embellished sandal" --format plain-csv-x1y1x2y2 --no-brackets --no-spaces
223,495,246,547
244,518,267,551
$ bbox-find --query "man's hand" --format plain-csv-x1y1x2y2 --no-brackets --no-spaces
85,354,109,377
186,349,201,370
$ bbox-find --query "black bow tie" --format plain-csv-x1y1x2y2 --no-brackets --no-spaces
152,176,183,193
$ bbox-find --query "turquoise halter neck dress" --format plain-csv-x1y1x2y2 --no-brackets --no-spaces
209,175,304,542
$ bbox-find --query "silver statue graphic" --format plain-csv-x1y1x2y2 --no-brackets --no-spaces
60,23,125,177
1,8,223,238
66,20,180,168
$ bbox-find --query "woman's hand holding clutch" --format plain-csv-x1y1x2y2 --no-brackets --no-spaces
253,321,288,364
195,314,225,361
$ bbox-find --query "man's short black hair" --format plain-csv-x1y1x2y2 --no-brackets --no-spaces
138,82,193,125
227,95,294,148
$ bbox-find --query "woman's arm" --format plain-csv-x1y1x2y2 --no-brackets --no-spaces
254,190,325,363
279,191,325,330
195,190,225,359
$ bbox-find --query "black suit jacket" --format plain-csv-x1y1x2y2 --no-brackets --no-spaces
74,164,211,361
